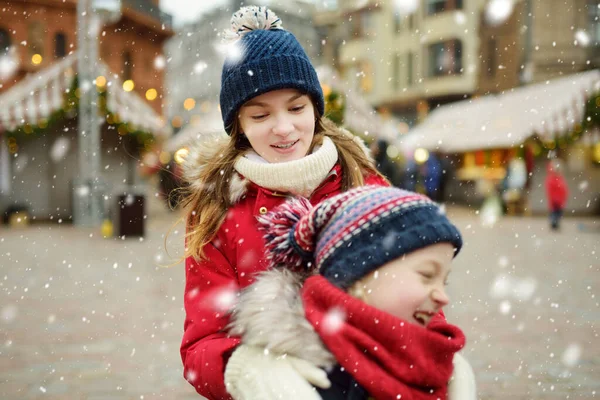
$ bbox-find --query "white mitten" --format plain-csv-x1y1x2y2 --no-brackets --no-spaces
448,352,477,400
224,344,330,400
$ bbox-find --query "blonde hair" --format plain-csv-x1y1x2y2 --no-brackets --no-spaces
181,107,383,261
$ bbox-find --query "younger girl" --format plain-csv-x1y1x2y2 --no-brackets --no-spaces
227,186,477,399
180,6,388,399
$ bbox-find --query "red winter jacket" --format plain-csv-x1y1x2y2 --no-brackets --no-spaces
181,165,388,400
545,162,568,210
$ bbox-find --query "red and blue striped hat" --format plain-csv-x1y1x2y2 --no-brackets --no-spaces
259,186,463,289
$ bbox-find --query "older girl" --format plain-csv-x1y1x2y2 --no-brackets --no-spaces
180,6,387,399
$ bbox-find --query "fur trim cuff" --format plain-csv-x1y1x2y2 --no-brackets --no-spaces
228,269,335,369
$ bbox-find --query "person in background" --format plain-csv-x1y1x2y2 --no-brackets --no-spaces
424,152,443,202
179,6,388,399
545,159,569,230
370,139,403,187
227,186,476,400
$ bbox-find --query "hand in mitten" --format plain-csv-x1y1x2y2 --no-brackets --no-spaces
448,352,477,400
224,344,330,400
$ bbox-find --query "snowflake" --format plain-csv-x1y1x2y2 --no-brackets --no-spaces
485,0,514,26
322,306,346,335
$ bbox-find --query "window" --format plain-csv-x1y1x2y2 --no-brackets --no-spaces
123,51,133,80
350,11,374,38
427,0,446,14
392,54,400,90
394,13,401,33
0,28,10,55
28,22,45,57
427,0,463,16
361,12,375,37
428,39,462,77
487,38,496,77
55,32,66,58
589,0,600,44
408,14,415,31
407,52,414,86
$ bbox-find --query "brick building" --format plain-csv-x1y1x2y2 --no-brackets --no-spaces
0,0,174,222
0,0,173,114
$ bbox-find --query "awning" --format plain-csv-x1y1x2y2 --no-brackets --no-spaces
400,69,600,153
0,52,171,138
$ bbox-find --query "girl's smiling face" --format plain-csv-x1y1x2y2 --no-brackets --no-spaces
238,89,316,163
349,243,454,327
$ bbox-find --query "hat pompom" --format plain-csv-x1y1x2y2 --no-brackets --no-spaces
223,6,283,43
258,196,315,273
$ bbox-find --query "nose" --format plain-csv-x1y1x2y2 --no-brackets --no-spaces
272,114,294,136
431,287,450,307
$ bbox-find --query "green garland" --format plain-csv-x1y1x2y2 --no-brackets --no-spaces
525,91,600,156
4,76,156,156
324,88,345,126
582,92,600,131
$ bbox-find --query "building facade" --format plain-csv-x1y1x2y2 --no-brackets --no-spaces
315,0,488,126
477,0,597,95
0,0,173,221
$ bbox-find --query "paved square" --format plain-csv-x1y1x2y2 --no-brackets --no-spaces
1,202,598,399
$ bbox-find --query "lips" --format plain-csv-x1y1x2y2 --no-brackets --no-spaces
271,139,299,149
413,311,435,326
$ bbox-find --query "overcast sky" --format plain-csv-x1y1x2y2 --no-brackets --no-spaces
160,0,315,27
160,0,229,27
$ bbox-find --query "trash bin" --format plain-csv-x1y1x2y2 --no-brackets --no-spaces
2,204,30,227
115,193,145,237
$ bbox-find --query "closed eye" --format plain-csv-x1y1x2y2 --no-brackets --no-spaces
290,105,305,112
251,114,268,120
419,271,434,279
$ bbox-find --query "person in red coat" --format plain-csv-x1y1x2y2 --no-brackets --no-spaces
227,186,476,400
179,6,388,399
545,159,569,230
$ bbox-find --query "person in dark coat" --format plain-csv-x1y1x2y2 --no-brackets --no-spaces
370,139,403,187
423,152,443,201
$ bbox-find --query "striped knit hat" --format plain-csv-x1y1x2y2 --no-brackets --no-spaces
259,186,463,289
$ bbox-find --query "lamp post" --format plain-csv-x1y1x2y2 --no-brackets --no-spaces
73,0,121,226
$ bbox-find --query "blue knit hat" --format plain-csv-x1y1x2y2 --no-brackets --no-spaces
260,186,463,289
220,6,324,134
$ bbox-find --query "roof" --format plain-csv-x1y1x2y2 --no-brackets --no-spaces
0,52,171,138
400,69,600,153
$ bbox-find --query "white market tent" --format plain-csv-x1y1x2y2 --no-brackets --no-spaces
0,52,171,138
400,69,600,153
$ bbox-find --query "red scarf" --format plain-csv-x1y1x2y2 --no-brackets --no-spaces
302,276,465,400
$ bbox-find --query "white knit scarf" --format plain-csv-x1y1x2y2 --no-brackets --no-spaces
234,136,338,197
